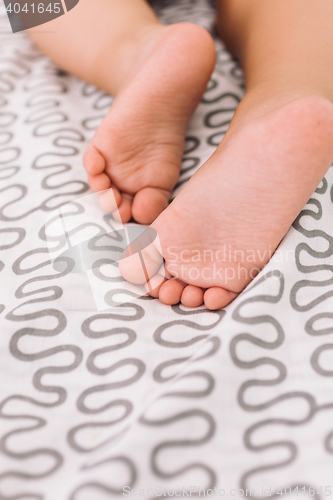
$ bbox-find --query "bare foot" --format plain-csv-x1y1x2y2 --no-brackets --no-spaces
83,22,216,224
119,95,333,309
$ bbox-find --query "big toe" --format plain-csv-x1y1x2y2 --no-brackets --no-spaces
119,227,165,285
132,187,170,225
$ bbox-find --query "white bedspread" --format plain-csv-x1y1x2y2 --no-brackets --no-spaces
1,1,333,499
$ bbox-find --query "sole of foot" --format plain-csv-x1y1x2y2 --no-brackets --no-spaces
119,95,333,309
83,22,216,225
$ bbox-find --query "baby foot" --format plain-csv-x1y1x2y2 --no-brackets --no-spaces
83,22,216,224
119,95,333,309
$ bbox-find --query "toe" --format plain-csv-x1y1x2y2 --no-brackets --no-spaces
204,287,238,310
99,186,122,213
144,272,166,298
113,193,133,223
88,172,111,192
159,279,185,306
181,285,204,308
119,228,164,285
132,187,170,224
83,144,106,176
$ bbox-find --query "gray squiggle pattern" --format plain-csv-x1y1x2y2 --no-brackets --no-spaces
1,0,333,498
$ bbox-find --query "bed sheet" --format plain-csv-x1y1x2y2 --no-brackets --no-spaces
1,1,333,499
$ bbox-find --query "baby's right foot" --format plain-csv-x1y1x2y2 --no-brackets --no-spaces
119,95,333,310
83,22,216,224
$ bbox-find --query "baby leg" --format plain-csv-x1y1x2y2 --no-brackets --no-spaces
120,0,333,309
27,0,216,223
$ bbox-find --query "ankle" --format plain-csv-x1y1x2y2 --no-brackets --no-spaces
225,83,332,137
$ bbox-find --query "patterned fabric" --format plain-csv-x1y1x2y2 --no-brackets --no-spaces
1,1,333,498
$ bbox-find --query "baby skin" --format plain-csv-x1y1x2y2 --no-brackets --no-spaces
28,0,333,309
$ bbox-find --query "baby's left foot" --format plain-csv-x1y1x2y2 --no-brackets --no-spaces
83,23,215,224
120,95,333,309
